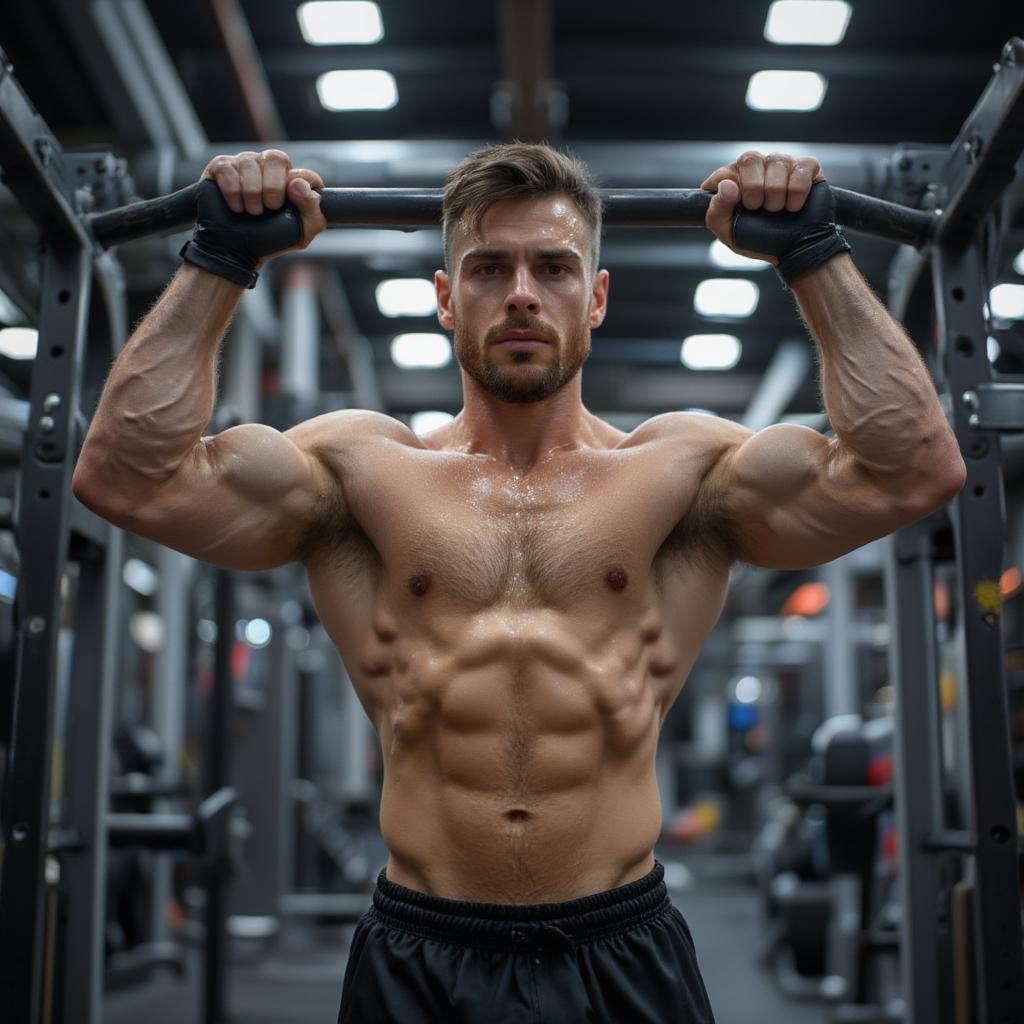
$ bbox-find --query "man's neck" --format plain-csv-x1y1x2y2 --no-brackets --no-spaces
447,374,601,473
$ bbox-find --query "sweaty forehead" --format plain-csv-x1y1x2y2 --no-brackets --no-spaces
453,195,589,259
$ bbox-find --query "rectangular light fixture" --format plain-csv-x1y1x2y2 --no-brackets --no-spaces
410,411,455,435
0,327,38,360
376,278,437,317
298,2,384,45
391,333,452,368
990,283,1024,320
694,279,759,318
746,70,827,111
122,558,159,596
1013,248,1024,276
317,69,397,111
680,334,742,371
709,239,771,271
764,1,851,45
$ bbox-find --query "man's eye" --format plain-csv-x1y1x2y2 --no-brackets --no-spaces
545,264,568,275
478,264,500,275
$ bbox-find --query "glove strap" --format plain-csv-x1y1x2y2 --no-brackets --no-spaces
775,225,851,288
179,240,259,289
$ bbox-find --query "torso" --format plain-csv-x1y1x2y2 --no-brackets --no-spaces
302,411,734,903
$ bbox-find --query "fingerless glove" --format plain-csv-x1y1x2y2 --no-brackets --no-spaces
180,179,303,289
731,180,851,287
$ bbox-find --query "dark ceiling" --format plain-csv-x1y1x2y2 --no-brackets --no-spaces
1,1,1022,427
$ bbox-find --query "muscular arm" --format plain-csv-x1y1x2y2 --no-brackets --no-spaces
72,265,338,570
706,255,965,569
693,152,965,570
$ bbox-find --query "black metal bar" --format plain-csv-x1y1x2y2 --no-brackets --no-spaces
884,521,956,1024
0,237,92,1024
923,830,977,854
202,569,235,1024
935,237,1024,1022
936,37,1024,247
106,813,196,849
0,49,92,246
86,182,936,250
57,525,120,1024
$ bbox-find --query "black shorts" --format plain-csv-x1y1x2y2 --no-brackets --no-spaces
337,860,715,1023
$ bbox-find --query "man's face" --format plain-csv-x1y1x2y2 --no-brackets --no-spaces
435,196,608,404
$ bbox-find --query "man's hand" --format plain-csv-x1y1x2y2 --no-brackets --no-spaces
700,151,850,286
180,149,327,288
701,151,823,263
201,148,326,256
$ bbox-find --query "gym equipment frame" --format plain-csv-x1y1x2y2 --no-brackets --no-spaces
2,37,1023,1024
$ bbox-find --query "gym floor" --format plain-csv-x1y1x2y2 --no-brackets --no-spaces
104,857,828,1024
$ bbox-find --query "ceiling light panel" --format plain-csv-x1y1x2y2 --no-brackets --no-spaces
376,279,437,317
694,279,760,318
0,327,38,360
410,411,455,434
680,334,743,371
298,2,384,45
990,283,1024,319
709,240,771,271
746,70,827,111
317,69,397,111
764,1,852,45
391,333,452,369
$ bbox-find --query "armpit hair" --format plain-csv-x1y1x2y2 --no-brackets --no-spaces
669,466,742,572
293,481,358,566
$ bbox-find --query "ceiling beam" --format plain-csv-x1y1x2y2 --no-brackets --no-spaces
237,45,989,83
495,0,558,142
205,0,286,142
129,139,895,194
56,0,207,157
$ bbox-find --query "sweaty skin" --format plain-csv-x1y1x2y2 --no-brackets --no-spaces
72,149,965,907
303,409,731,903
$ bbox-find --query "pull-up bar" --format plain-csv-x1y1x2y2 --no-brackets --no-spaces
87,182,936,251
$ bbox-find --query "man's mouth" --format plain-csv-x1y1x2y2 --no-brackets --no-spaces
493,330,551,350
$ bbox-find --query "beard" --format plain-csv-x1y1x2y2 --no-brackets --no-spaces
453,313,591,404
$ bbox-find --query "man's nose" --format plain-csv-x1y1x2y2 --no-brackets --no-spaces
505,267,540,314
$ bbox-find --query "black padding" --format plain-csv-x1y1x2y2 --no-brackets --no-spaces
731,180,851,287
180,179,303,289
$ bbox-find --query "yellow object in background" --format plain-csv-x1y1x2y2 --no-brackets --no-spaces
939,671,957,713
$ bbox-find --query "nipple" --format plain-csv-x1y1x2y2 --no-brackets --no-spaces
408,571,432,596
605,566,629,592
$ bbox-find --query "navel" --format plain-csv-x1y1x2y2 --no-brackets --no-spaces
408,571,432,596
605,566,629,592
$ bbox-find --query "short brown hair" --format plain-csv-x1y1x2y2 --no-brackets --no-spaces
441,142,603,274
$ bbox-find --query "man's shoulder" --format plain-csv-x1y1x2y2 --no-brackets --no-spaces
286,409,420,457
621,411,751,464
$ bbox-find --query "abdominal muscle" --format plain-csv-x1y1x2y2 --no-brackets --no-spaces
364,606,670,904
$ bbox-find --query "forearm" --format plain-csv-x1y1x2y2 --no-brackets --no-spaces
792,254,961,484
75,265,244,493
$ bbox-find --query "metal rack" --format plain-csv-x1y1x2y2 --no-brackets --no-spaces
1,34,1022,1024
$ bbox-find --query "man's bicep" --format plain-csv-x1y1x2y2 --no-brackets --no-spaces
716,423,916,570
122,421,338,571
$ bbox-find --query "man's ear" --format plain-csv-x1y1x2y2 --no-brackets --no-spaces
589,269,609,328
435,269,455,330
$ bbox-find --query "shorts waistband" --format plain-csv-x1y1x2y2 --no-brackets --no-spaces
370,861,670,953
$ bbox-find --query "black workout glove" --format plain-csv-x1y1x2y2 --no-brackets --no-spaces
179,179,304,289
731,180,851,288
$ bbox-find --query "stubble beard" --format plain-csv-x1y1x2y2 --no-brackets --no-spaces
453,315,591,405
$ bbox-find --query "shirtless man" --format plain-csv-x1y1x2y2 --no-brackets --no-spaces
72,144,965,1023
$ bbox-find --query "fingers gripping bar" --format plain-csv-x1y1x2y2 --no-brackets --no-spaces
88,181,936,251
